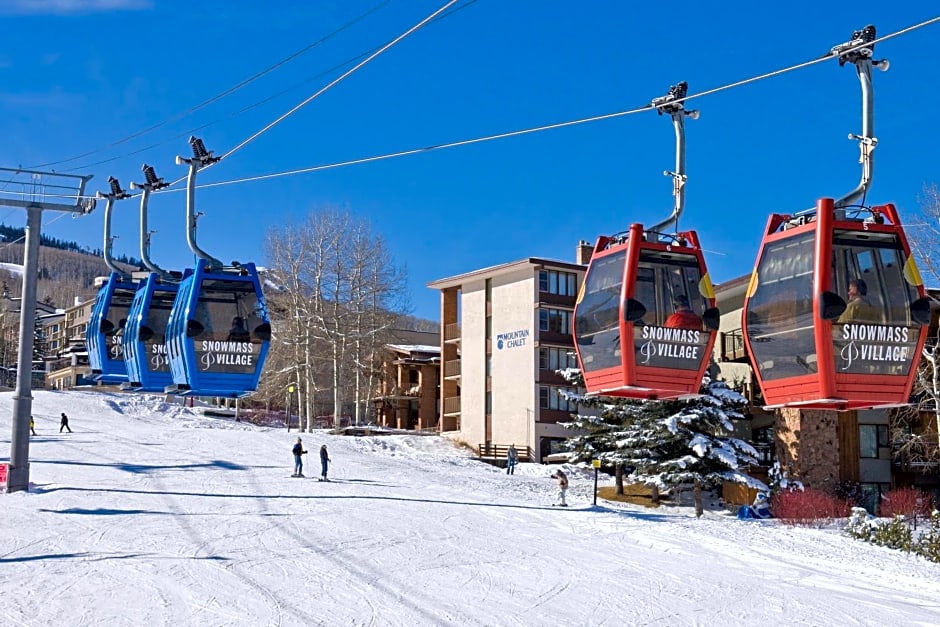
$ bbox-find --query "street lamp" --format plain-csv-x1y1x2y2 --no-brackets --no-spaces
286,383,296,431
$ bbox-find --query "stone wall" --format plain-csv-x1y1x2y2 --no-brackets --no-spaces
775,408,840,493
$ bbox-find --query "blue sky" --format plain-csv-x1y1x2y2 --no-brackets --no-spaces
0,1,938,322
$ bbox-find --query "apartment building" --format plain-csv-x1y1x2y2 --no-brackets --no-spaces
373,330,440,431
46,296,95,390
428,246,589,462
0,292,63,389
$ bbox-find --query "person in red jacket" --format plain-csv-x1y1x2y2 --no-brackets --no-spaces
665,295,702,330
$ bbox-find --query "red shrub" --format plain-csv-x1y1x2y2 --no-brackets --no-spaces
771,488,852,526
878,487,935,518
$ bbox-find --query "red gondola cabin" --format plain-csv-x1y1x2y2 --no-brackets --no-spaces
573,223,719,399
742,198,930,411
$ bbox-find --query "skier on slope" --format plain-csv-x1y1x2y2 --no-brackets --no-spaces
319,444,331,481
291,437,307,477
550,469,569,507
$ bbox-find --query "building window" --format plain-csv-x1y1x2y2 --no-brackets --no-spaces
539,386,578,412
485,316,492,339
539,270,577,296
539,308,572,334
408,369,419,385
539,347,578,371
486,355,492,377
485,278,492,302
859,424,888,458
485,391,492,414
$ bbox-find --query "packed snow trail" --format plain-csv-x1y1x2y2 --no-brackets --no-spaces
2,391,940,626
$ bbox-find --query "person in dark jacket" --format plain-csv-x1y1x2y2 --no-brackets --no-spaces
506,444,518,475
319,445,331,481
59,412,72,433
291,437,307,477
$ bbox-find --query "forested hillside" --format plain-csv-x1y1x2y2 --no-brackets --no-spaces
0,240,136,308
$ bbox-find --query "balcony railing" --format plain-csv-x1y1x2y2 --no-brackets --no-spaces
721,328,747,362
444,323,461,343
892,434,940,470
443,396,461,415
477,443,533,463
444,359,461,378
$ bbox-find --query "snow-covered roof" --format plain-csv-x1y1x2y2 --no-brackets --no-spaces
386,343,440,354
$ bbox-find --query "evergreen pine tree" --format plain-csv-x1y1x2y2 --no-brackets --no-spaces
628,376,763,516
562,370,764,515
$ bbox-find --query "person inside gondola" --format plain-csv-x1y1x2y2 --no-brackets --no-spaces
227,316,250,342
665,294,702,330
838,278,878,324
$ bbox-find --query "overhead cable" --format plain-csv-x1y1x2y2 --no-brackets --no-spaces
1,13,938,202
27,0,393,170
56,0,478,175
194,14,940,191
164,0,461,188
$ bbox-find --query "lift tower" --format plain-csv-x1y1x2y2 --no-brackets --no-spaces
0,168,95,493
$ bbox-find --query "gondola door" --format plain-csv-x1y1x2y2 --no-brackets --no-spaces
122,274,178,392
87,273,135,384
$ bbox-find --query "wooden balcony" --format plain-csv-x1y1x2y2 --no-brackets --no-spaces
443,396,461,416
444,359,461,380
444,323,461,344
720,328,748,362
477,443,533,465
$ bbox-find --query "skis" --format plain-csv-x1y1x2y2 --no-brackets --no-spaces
551,503,569,507
318,478,331,482
289,474,306,478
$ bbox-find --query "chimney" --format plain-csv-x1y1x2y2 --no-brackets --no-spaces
73,296,83,307
576,240,593,266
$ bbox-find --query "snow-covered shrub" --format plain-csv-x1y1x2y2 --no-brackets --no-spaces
914,511,940,563
771,487,851,527
768,461,803,495
870,515,913,552
878,487,935,520
845,507,874,541
847,507,940,562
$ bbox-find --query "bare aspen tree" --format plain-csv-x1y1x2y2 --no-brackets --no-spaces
263,223,315,430
263,207,409,430
347,224,408,425
895,183,940,467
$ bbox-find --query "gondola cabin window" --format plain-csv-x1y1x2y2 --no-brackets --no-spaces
574,250,625,372
630,252,712,372
745,234,816,381
830,231,922,376
139,289,175,374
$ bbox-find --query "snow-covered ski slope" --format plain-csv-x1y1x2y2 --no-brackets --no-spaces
2,390,939,626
